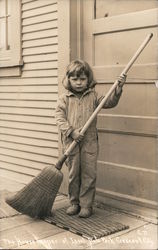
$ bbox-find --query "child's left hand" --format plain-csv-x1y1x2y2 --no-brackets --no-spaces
117,74,127,87
115,74,127,95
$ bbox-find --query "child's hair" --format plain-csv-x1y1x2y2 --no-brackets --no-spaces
62,59,96,90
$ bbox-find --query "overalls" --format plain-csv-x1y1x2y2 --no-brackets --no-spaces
55,87,122,208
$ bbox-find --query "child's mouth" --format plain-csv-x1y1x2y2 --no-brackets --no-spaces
76,87,83,91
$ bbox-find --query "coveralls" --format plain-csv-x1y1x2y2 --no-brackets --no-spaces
55,87,122,208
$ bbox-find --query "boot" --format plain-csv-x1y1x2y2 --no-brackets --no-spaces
66,204,80,216
78,207,93,218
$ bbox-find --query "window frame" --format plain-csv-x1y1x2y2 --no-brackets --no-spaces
0,0,23,69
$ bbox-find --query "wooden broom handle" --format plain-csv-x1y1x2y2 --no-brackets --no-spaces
55,33,153,170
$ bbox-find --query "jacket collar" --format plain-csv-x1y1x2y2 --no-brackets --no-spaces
66,88,94,98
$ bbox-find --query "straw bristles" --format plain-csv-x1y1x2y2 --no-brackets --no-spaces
5,165,63,218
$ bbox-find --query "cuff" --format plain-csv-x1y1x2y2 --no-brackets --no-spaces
115,86,123,97
65,127,74,137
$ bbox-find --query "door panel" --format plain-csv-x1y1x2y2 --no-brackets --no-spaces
82,0,158,208
95,0,158,18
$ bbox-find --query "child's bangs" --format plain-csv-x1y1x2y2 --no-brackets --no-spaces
69,64,89,78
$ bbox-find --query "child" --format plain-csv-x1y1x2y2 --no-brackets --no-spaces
55,59,126,218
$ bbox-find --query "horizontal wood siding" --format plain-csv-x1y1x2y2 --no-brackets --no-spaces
0,0,58,182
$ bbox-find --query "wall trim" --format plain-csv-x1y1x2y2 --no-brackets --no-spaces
97,160,158,174
96,187,158,210
93,8,158,35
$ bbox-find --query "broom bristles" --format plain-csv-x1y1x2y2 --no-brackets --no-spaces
5,166,63,218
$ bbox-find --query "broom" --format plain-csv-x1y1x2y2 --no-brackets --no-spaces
5,33,153,218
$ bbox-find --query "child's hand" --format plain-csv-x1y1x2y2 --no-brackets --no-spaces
118,74,127,87
70,128,84,143
115,74,127,95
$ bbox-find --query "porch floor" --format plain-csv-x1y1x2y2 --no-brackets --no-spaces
0,174,157,250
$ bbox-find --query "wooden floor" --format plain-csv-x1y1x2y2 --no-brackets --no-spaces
0,171,157,249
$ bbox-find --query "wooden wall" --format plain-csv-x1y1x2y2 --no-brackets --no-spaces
81,0,158,210
0,0,59,184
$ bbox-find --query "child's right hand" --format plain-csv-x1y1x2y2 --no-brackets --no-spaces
70,128,84,143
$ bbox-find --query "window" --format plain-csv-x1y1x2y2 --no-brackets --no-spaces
0,0,10,51
0,0,22,68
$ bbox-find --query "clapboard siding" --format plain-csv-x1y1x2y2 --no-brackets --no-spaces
23,37,58,48
0,134,57,148
22,0,57,11
0,114,55,125
0,77,58,85
0,121,58,133
0,168,33,184
22,70,57,77
0,154,55,170
0,147,57,164
0,141,58,158
0,93,58,100
22,3,57,18
23,45,58,55
0,0,59,180
23,61,57,70
0,101,56,111
22,12,57,26
0,161,40,176
23,53,58,63
0,84,58,92
22,29,57,41
0,127,58,141
0,107,54,119
22,20,58,33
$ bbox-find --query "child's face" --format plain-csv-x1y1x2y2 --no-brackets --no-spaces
69,73,88,93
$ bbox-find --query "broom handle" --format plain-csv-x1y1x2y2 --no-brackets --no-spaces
55,33,153,170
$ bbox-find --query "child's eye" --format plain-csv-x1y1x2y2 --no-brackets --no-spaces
70,76,87,81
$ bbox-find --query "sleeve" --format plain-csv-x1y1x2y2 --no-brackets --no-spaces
96,87,123,109
55,94,73,137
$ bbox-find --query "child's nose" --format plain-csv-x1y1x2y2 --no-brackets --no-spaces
76,78,81,84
